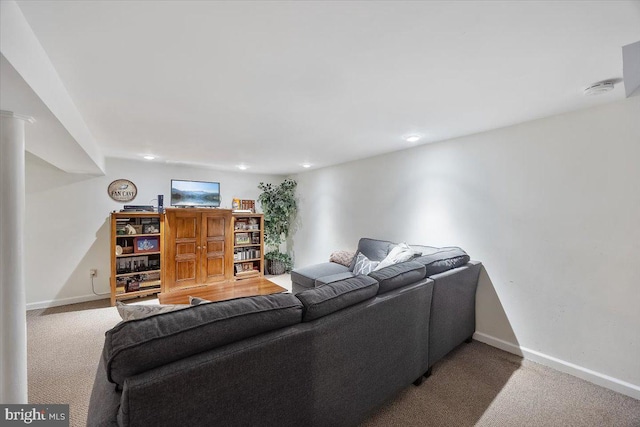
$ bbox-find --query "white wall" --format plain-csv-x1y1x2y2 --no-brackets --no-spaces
290,96,640,397
25,156,283,308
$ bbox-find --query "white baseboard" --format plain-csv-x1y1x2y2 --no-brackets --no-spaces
27,293,109,311
473,332,640,400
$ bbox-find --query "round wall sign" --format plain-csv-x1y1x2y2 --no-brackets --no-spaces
108,179,137,202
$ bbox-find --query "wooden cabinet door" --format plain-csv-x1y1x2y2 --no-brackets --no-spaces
200,212,230,283
165,210,199,290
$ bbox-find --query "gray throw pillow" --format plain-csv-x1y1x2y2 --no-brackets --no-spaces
115,301,189,321
189,296,211,306
352,253,380,275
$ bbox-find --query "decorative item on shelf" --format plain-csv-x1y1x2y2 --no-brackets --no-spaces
142,223,160,234
258,179,297,274
108,179,137,203
127,281,140,292
235,233,250,245
232,198,240,210
125,224,137,235
115,245,123,256
120,241,134,254
134,236,159,253
234,220,248,231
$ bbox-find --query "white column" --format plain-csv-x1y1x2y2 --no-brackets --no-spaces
0,110,33,404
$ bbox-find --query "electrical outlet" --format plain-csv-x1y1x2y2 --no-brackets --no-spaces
90,269,97,278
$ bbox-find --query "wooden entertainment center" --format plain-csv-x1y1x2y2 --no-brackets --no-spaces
109,208,282,306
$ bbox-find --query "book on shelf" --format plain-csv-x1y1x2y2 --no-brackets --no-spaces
234,248,260,260
139,280,161,289
240,199,255,211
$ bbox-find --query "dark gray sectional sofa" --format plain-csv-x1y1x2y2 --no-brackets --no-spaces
292,238,482,369
87,238,481,427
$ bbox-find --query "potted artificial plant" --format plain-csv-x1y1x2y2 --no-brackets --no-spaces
257,178,297,275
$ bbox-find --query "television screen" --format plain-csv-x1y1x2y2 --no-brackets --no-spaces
171,180,221,207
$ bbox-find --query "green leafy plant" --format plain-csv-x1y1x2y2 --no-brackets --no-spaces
258,179,297,273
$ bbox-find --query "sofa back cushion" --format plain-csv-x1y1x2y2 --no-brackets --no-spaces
103,293,303,386
368,261,427,294
349,238,395,271
412,247,470,277
296,275,379,321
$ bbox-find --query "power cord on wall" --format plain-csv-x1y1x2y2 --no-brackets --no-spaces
91,276,110,296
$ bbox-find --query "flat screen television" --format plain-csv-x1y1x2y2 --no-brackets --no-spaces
171,179,221,207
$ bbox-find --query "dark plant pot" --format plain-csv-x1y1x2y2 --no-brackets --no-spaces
266,259,286,275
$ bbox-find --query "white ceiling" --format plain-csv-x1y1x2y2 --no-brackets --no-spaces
11,1,640,175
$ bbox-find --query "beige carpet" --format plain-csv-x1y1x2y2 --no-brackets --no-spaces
27,298,640,427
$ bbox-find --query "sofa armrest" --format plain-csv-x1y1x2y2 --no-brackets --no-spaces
428,261,482,367
413,247,470,277
87,357,121,427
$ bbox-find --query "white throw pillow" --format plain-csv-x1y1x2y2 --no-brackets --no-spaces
352,253,380,275
374,243,419,271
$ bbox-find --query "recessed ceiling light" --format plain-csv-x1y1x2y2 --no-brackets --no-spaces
584,81,614,96
143,155,155,160
404,134,422,143
237,164,248,170
301,163,312,168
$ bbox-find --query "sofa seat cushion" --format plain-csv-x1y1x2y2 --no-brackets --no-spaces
368,261,427,294
103,293,303,386
296,275,379,321
412,247,470,277
291,262,350,289
315,271,356,287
